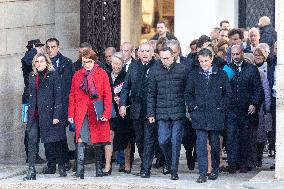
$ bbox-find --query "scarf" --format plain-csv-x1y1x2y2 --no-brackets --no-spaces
80,69,98,99
50,53,60,70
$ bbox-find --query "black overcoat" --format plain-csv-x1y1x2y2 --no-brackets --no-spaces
56,53,74,126
120,59,156,120
187,65,232,131
27,70,66,143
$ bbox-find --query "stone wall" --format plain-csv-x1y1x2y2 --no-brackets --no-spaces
0,0,79,164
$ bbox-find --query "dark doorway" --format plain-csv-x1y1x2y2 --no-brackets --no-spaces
80,0,121,62
239,0,275,29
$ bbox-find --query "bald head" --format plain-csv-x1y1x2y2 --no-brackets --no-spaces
231,45,243,64
121,42,133,62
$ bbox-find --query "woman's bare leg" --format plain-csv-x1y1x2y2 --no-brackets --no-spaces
104,130,114,172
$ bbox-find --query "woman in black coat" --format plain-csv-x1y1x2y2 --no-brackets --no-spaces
24,53,67,180
104,52,133,175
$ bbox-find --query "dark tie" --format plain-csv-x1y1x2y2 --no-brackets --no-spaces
235,64,241,72
205,71,210,80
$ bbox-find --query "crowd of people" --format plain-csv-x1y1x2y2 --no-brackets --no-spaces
21,16,277,183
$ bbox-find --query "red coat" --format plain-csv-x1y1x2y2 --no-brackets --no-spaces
68,64,112,144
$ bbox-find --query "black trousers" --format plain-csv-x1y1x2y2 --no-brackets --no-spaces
27,120,40,167
143,122,158,171
44,140,67,169
268,97,276,152
25,125,40,161
182,119,196,166
133,118,160,171
132,119,146,163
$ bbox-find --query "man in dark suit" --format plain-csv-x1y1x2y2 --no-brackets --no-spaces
226,45,264,174
187,48,232,183
44,38,74,174
119,42,156,176
121,42,136,72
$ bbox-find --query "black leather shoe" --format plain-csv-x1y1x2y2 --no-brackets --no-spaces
171,173,179,180
64,161,72,172
58,165,67,177
23,166,36,181
141,170,150,178
162,165,171,175
239,166,248,173
187,159,195,170
42,166,56,174
153,159,164,169
118,164,125,172
35,155,46,164
226,166,236,174
196,176,207,183
208,172,218,180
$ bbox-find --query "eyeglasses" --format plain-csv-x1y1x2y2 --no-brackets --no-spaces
82,60,93,64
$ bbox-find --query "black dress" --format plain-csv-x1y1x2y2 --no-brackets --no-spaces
109,71,134,151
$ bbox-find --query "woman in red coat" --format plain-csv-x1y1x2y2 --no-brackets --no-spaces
68,48,112,178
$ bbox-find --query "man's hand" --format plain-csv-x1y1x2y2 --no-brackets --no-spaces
248,105,256,114
68,118,74,123
53,119,60,125
188,113,192,122
148,117,155,124
119,106,126,118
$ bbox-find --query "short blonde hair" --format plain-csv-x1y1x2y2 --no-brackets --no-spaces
254,46,268,60
32,53,54,75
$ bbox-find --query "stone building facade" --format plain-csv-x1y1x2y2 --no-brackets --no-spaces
0,0,80,163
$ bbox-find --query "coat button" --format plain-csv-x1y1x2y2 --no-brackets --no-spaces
46,85,48,88
47,105,49,108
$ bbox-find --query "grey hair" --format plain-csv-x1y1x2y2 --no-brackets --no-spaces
165,39,181,51
105,47,116,54
258,43,270,55
248,27,260,35
112,52,124,63
138,42,154,53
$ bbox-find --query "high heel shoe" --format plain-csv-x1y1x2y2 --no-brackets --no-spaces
124,168,131,174
103,166,112,176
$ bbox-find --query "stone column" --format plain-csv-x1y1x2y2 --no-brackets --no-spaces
275,0,284,179
54,0,80,61
121,0,142,47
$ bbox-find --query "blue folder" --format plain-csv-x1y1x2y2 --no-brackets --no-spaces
93,100,116,120
21,104,29,124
